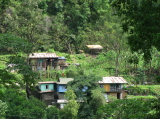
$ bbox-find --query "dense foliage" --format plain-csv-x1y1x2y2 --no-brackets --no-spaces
0,0,160,118
112,0,160,61
100,98,160,119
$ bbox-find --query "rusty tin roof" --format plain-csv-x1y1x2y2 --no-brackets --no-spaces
86,45,103,49
29,53,59,58
98,77,128,84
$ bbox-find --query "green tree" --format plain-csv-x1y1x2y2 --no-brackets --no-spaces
0,69,17,86
67,74,101,103
112,0,160,61
60,88,79,119
101,98,159,119
0,100,7,119
67,74,105,119
46,106,59,119
1,89,46,119
43,0,113,53
1,0,50,51
0,33,37,96
90,89,106,118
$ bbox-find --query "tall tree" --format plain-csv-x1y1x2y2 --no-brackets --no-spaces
44,0,112,53
0,100,7,119
67,74,105,119
1,89,46,119
112,0,160,61
60,88,79,119
1,0,50,52
0,33,38,97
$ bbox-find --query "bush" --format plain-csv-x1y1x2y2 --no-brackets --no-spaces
0,100,7,119
46,106,59,119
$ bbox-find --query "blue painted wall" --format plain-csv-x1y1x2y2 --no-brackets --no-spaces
39,83,54,91
57,84,67,92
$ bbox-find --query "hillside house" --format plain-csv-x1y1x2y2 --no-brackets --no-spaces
29,53,59,71
57,57,68,70
56,78,74,99
98,77,128,101
29,53,68,78
38,78,74,108
29,53,68,71
56,78,74,109
38,81,58,105
86,45,103,54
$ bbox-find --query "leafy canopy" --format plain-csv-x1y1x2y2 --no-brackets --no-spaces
112,0,160,61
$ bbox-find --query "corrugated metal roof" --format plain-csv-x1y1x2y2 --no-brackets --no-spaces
38,81,55,84
98,77,128,84
57,78,74,84
29,53,59,58
86,45,103,49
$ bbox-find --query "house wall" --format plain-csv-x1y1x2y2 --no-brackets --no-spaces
39,83,54,91
58,92,65,99
108,92,117,97
104,84,110,91
122,91,128,98
30,58,60,72
30,58,46,71
40,93,55,101
57,84,67,92
103,93,108,100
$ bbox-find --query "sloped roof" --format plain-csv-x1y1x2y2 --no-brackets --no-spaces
29,53,59,58
98,77,127,84
86,45,103,49
57,78,74,84
38,81,55,84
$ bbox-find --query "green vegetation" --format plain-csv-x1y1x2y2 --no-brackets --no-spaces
125,85,160,96
101,98,160,119
0,0,160,118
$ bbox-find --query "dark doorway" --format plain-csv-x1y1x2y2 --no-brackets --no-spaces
117,93,121,99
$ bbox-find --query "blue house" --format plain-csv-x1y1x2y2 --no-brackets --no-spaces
57,78,74,93
56,78,74,109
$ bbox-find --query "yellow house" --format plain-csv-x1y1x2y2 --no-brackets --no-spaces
98,76,128,100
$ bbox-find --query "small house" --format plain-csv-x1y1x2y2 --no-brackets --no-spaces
86,45,103,54
56,78,74,94
57,57,68,70
98,77,128,100
38,81,58,105
29,53,59,71
56,78,74,109
29,53,68,78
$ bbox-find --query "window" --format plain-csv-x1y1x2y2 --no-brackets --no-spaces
100,85,104,88
110,84,121,91
46,85,49,89
38,59,43,67
62,86,66,89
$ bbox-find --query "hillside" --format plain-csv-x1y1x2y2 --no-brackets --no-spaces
0,0,160,118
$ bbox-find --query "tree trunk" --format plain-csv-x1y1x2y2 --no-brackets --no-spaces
115,49,120,77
